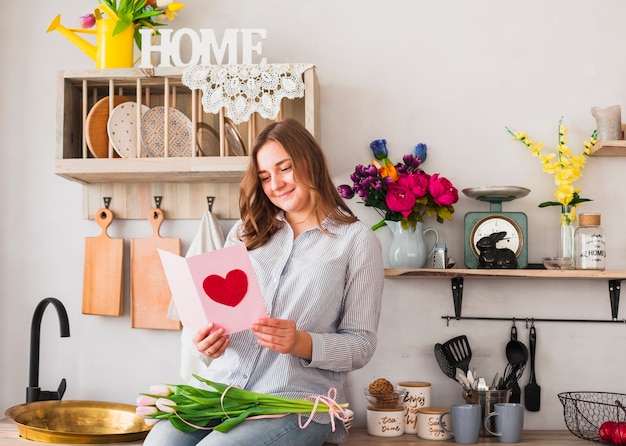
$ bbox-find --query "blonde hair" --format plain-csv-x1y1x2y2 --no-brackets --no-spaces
238,118,357,249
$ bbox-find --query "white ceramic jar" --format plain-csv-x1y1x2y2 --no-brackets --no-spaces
398,381,432,434
366,406,404,437
416,407,452,440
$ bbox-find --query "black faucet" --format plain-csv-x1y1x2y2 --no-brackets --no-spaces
26,297,70,403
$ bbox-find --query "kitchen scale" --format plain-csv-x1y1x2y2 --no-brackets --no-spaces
463,186,530,269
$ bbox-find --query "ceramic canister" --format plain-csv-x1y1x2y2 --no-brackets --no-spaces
398,381,432,434
416,407,452,441
366,406,404,437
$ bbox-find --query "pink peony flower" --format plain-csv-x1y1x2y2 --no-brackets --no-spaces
385,183,416,217
428,174,459,207
397,172,430,199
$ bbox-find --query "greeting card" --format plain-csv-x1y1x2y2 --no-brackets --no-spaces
158,244,268,334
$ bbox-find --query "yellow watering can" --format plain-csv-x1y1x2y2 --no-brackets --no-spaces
47,4,135,69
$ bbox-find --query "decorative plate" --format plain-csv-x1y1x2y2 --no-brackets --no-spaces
85,95,131,158
107,102,150,158
140,106,194,157
462,186,531,202
197,122,220,157
224,117,246,156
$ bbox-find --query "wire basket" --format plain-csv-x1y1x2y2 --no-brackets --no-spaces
558,392,626,443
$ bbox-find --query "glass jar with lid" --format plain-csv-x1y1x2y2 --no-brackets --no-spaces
574,213,606,270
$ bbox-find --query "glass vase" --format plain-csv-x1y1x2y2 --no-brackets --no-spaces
558,208,575,268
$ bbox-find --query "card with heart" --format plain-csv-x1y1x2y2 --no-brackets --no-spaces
158,244,269,334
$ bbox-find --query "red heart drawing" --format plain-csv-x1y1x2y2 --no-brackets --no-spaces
202,269,248,307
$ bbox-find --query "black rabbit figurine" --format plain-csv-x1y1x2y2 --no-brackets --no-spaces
476,231,518,269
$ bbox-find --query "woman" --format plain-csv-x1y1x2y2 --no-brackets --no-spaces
144,118,384,446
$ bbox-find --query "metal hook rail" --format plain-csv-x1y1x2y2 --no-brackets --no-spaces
441,315,626,326
445,277,624,325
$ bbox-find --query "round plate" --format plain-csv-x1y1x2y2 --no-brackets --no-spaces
140,106,194,157
225,117,246,156
107,102,150,158
85,95,131,158
462,186,531,202
197,122,220,156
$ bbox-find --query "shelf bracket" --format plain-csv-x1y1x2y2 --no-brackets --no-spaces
609,279,622,320
451,277,464,319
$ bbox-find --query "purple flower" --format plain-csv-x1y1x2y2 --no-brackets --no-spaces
337,184,355,199
402,154,422,170
369,139,388,160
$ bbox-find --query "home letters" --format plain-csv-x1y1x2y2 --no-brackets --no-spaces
139,28,267,68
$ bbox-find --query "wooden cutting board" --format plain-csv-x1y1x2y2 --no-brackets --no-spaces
131,208,181,329
82,208,124,316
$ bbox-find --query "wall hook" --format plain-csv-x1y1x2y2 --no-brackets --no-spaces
154,196,162,209
207,196,215,212
103,197,111,209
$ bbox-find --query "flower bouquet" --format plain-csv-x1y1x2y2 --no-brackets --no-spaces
338,139,459,231
79,0,185,48
136,375,349,433
507,117,597,260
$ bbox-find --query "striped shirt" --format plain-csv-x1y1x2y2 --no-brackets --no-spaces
195,212,384,442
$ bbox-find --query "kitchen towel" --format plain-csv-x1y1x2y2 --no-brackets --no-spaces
167,209,225,381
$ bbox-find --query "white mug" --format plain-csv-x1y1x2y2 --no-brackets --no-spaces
398,381,431,434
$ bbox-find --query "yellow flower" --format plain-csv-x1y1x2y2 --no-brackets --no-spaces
506,117,597,218
164,2,185,20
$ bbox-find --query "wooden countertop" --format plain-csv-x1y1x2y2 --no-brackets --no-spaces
0,418,591,446
0,420,589,445
342,429,587,444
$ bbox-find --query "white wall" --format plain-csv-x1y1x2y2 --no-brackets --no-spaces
2,0,626,431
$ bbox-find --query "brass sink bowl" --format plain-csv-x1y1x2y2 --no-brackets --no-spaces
5,400,152,444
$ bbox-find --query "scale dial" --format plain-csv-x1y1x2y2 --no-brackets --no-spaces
470,214,523,257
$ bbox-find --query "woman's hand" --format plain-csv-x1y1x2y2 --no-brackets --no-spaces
251,318,312,359
193,323,229,359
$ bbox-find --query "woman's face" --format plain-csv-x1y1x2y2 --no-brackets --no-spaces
256,140,312,218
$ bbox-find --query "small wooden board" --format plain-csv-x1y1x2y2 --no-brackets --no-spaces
130,208,181,329
82,208,123,316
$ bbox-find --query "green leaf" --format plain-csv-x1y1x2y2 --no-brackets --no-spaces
112,13,133,36
212,408,257,432
538,201,561,208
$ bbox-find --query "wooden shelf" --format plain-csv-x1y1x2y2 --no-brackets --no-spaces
55,156,250,184
589,139,626,156
54,66,319,219
385,269,626,322
385,268,626,279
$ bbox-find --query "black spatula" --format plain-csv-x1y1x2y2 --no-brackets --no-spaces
524,325,541,411
441,335,472,374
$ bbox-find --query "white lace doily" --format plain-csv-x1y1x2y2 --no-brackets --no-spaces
182,63,314,124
